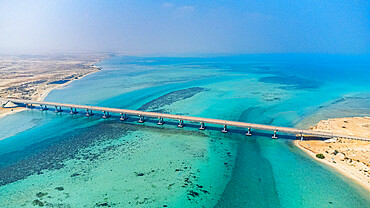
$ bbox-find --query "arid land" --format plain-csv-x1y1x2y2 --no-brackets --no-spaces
295,117,370,191
0,53,110,118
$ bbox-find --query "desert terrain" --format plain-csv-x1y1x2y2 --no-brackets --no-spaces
0,53,110,118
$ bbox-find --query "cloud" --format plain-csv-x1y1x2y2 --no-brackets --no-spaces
178,6,195,12
162,2,175,9
162,3,194,13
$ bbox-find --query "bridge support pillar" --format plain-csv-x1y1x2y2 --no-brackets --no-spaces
222,125,228,133
120,113,127,121
54,106,62,113
178,120,184,128
138,115,145,123
199,122,205,130
272,130,278,139
102,111,110,119
40,105,48,111
70,107,78,115
157,117,164,125
246,128,252,136
86,109,94,117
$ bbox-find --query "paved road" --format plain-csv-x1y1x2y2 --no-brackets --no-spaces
2,98,369,141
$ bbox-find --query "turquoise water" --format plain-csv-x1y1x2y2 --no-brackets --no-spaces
0,54,369,207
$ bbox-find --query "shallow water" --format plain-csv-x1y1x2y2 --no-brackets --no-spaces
0,54,369,207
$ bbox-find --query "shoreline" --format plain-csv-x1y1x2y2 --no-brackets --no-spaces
294,140,370,192
38,68,101,101
0,67,102,120
0,107,27,120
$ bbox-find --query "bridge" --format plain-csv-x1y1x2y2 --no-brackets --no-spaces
1,98,369,141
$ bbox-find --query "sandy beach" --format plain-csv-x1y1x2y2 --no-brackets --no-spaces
0,107,27,120
295,117,370,191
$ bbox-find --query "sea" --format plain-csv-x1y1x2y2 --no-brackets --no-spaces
0,54,369,207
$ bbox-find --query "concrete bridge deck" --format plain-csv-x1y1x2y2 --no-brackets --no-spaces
2,98,369,141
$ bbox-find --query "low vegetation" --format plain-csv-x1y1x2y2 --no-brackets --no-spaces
316,153,325,159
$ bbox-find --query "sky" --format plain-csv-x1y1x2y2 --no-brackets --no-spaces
0,0,369,54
